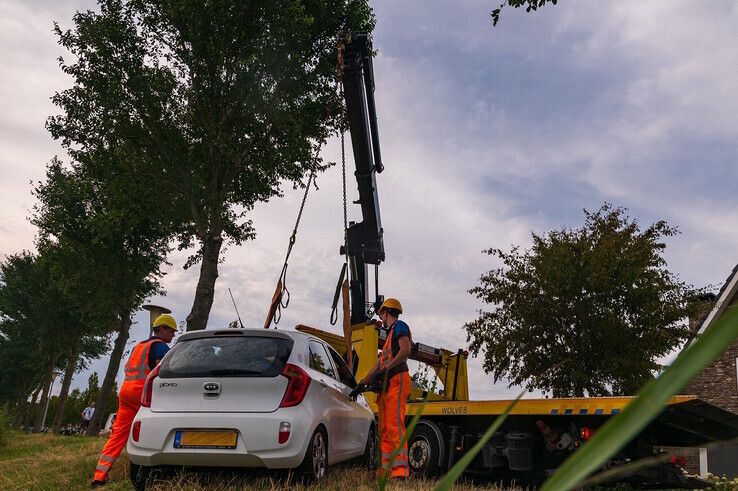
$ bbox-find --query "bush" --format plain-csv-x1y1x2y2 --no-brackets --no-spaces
706,474,738,490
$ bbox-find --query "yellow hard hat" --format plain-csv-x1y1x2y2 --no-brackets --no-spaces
153,313,177,331
379,298,403,314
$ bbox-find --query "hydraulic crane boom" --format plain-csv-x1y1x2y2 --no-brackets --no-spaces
340,32,385,324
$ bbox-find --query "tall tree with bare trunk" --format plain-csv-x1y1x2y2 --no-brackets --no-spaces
47,0,375,331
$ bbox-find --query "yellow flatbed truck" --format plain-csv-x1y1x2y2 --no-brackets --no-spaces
297,323,738,488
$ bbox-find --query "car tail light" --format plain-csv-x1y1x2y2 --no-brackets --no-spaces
579,427,593,441
279,422,291,444
671,455,686,467
132,421,141,442
279,364,311,408
141,365,161,408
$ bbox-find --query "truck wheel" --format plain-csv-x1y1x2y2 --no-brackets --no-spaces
408,423,443,477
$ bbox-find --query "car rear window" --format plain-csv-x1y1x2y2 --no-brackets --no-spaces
158,336,293,378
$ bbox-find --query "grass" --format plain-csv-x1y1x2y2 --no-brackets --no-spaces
0,432,523,491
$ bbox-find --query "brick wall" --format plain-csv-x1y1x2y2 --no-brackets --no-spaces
663,292,738,476
681,295,738,414
681,342,738,413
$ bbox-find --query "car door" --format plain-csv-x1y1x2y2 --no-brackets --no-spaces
307,340,349,458
326,345,368,456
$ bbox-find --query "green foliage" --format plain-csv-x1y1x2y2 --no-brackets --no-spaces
465,204,705,397
32,160,169,324
541,306,738,490
491,0,559,26
0,252,74,407
705,474,738,490
48,0,376,330
410,364,440,393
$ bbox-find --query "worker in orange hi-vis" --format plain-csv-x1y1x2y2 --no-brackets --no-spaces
90,314,177,488
360,298,412,480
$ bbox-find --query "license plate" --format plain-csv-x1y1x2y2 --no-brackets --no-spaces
174,430,238,449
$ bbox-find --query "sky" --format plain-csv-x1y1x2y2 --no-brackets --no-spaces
2,0,738,400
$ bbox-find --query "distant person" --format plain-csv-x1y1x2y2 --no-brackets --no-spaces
90,314,177,488
81,401,95,434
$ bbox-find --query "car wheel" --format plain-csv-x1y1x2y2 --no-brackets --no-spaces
298,427,328,484
129,462,166,491
363,423,378,472
408,423,443,477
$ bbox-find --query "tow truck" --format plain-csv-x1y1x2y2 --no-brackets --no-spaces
297,32,738,488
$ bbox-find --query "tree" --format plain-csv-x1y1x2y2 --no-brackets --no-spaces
0,251,86,431
491,0,560,26
464,204,704,397
32,158,170,435
48,0,375,331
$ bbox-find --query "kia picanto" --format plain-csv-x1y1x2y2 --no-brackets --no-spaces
127,328,376,489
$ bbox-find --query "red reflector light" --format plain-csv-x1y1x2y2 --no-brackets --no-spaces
132,421,141,442
579,427,593,441
279,364,311,408
671,455,686,467
141,365,161,408
279,422,291,444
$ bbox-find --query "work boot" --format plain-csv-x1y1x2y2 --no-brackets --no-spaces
89,479,107,488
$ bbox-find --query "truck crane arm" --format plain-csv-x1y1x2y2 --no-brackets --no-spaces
340,32,385,324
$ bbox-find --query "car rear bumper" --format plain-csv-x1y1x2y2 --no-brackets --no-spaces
127,406,313,469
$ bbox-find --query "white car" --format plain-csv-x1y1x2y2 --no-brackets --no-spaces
127,328,376,489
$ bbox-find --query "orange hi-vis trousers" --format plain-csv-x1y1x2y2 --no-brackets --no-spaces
377,371,412,479
93,381,143,482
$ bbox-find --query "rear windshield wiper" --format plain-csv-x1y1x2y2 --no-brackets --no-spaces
208,369,263,376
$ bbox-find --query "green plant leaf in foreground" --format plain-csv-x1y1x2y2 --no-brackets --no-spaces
541,306,738,491
433,391,525,491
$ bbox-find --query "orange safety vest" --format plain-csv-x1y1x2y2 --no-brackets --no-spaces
123,339,159,383
378,326,395,370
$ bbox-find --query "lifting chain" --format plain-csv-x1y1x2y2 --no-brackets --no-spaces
263,171,314,329
331,33,351,326
266,33,349,330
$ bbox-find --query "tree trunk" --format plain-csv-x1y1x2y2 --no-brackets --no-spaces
186,233,223,331
13,385,34,427
87,313,131,436
20,385,42,428
51,340,80,432
33,373,52,432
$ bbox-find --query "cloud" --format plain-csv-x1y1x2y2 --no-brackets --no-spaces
3,0,737,400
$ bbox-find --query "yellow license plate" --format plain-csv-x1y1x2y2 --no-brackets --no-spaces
174,430,238,449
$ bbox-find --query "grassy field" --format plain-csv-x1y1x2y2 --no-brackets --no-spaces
0,432,522,491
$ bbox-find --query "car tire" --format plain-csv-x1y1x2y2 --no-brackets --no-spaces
363,423,378,472
408,423,443,477
129,462,166,491
297,427,328,484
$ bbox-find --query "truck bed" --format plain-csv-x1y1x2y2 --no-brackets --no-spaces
407,395,738,446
